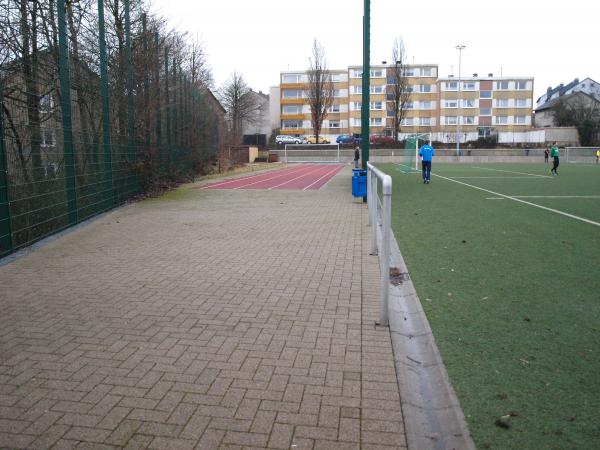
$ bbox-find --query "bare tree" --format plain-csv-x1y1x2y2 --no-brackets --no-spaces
218,72,257,145
554,95,600,146
305,39,333,143
388,36,411,141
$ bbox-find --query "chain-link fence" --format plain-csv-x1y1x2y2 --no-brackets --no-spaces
0,0,225,258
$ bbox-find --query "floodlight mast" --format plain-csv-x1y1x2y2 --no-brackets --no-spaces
455,45,465,159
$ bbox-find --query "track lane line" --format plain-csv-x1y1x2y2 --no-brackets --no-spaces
201,165,314,189
303,165,344,190
267,165,330,190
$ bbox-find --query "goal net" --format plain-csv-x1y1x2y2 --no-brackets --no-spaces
564,147,599,163
401,133,431,173
282,144,341,163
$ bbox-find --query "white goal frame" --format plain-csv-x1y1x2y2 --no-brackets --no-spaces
283,144,341,163
565,147,599,163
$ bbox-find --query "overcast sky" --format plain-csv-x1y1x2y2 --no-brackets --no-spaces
149,0,600,104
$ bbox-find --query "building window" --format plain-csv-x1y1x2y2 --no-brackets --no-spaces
444,100,458,108
480,91,492,98
282,74,303,83
351,85,362,94
497,99,510,108
445,81,458,91
282,120,302,129
404,69,414,77
462,99,476,108
462,116,475,125
462,82,476,90
40,94,55,113
352,102,362,111
351,69,362,78
444,116,458,125
496,81,509,90
515,98,528,107
421,68,433,77
370,85,384,94
478,126,492,138
331,73,345,82
370,101,383,110
401,117,414,126
370,69,383,78
282,89,302,99
282,105,301,114
420,117,431,126
480,108,492,116
515,81,528,90
515,115,527,124
328,120,340,128
370,117,383,126
420,101,434,109
328,104,340,113
351,118,362,126
495,116,508,125
333,89,343,97
40,129,56,147
419,84,432,93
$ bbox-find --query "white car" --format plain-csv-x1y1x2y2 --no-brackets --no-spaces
276,135,305,145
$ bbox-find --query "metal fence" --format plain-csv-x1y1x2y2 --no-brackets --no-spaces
0,0,224,258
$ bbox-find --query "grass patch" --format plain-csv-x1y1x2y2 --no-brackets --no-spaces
377,163,600,449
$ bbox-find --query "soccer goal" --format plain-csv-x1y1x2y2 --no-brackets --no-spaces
400,133,431,173
564,147,599,163
283,144,341,163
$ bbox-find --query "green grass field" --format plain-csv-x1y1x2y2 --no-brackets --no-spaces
377,162,600,449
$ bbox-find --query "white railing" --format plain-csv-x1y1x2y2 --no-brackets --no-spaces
367,162,392,326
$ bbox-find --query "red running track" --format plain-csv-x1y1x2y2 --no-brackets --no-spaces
199,164,344,190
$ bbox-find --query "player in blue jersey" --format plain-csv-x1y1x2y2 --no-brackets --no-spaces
418,142,435,184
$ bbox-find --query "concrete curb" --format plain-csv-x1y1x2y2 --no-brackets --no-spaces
383,228,476,450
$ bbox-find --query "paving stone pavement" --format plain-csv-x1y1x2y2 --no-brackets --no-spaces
0,166,407,450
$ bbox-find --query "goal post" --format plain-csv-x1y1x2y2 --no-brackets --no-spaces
564,147,599,163
401,133,431,173
283,144,341,163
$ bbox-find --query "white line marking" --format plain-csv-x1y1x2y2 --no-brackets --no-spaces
267,165,326,190
232,166,317,190
431,173,600,227
470,166,552,178
452,176,541,179
201,165,310,189
486,198,505,200
303,166,341,190
514,195,600,199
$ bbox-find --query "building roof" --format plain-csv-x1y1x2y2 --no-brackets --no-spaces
534,90,599,112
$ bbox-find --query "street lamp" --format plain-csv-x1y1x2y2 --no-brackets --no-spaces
455,44,465,158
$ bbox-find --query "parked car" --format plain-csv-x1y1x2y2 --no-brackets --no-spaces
369,134,395,145
336,134,361,145
306,135,330,144
275,135,305,145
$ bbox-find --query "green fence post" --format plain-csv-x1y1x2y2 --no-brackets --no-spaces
361,0,371,171
0,83,13,257
143,15,150,150
98,0,113,210
172,58,178,154
164,46,170,172
57,0,78,225
124,0,136,193
154,33,161,148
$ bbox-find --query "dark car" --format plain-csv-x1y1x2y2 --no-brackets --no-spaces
336,134,361,144
369,134,395,145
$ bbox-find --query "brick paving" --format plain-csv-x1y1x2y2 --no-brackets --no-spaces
0,166,407,449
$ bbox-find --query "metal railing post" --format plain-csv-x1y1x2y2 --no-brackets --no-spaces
379,178,392,326
367,168,372,225
367,162,392,326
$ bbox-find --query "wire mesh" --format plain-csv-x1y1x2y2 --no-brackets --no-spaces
0,0,224,258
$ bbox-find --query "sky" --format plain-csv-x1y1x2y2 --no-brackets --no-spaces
149,0,600,104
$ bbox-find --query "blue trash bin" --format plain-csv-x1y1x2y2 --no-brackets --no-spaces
352,169,367,197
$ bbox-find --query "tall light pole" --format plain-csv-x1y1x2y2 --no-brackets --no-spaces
455,45,465,158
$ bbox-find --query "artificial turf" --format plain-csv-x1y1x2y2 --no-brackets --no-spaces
377,162,600,449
